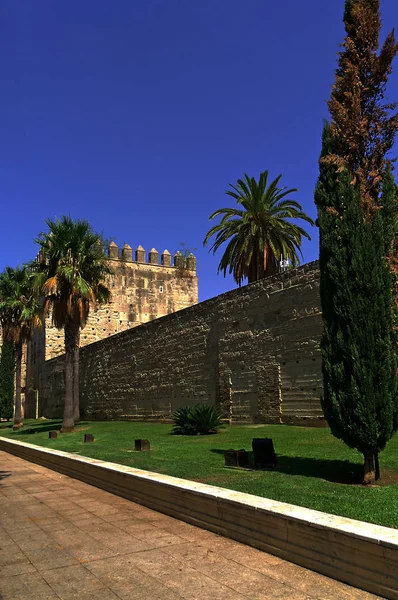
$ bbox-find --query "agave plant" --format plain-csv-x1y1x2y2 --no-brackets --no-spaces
189,405,224,435
172,404,224,435
171,406,197,435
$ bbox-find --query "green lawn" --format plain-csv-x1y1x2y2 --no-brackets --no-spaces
1,419,397,529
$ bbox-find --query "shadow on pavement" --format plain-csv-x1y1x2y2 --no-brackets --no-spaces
0,470,11,487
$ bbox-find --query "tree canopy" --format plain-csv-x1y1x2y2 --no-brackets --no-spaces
204,171,314,285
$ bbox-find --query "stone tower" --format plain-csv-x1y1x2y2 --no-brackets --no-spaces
24,242,198,408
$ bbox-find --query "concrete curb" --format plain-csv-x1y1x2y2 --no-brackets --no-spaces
0,436,396,599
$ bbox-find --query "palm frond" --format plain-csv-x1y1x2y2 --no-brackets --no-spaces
32,216,112,332
0,266,42,343
204,170,314,285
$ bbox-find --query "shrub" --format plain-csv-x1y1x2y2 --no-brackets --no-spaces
171,406,197,436
189,405,224,435
172,404,224,435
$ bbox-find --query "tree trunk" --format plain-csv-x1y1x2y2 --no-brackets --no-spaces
13,340,23,429
374,451,380,481
61,320,75,433
73,327,80,423
248,257,256,283
363,450,375,485
248,251,264,283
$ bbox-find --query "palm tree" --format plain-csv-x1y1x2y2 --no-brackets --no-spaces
204,171,314,285
0,266,41,429
33,216,112,432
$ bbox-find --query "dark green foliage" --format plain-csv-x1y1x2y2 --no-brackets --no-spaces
203,171,314,285
189,405,224,435
0,343,15,420
171,406,196,435
0,266,41,427
316,0,398,483
380,168,398,255
315,123,398,474
172,404,224,435
343,0,354,26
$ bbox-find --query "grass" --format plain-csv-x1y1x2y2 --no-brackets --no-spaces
1,419,398,529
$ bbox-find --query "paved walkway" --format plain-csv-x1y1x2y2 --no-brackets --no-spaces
0,452,383,600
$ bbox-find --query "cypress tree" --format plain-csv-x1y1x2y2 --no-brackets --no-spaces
0,342,15,421
317,124,398,484
326,0,398,215
316,0,398,485
381,168,398,298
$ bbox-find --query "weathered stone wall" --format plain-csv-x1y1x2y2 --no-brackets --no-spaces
40,262,324,424
25,243,198,404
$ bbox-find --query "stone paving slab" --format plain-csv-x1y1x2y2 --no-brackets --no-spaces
0,451,384,600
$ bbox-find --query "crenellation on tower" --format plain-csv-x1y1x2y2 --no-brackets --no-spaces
104,241,199,271
135,245,145,263
161,249,171,267
148,248,158,265
186,253,196,271
108,241,118,259
95,239,104,252
122,243,132,262
174,251,184,269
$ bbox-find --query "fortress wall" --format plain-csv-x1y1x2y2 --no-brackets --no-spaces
40,261,324,424
43,244,198,360
25,243,198,408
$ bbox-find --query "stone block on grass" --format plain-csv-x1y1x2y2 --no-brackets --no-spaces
135,439,150,451
84,434,95,443
224,449,238,467
236,449,249,469
225,449,250,469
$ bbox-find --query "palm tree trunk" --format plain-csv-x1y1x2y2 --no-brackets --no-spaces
248,265,255,283
248,258,257,283
13,340,23,429
61,319,75,433
264,244,278,277
73,326,80,423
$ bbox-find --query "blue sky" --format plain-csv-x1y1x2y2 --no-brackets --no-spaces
2,0,398,301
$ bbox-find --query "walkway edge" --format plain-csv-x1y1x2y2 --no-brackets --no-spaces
0,436,397,599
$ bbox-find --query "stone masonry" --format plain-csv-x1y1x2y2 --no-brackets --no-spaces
39,262,324,425
23,243,198,417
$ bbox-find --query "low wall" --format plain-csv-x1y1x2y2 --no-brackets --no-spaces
40,262,324,424
0,437,396,600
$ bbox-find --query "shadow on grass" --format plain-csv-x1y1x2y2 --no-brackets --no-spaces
12,420,89,435
210,449,363,484
0,422,13,430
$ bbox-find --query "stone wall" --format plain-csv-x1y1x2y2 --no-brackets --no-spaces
40,261,324,425
25,243,198,408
